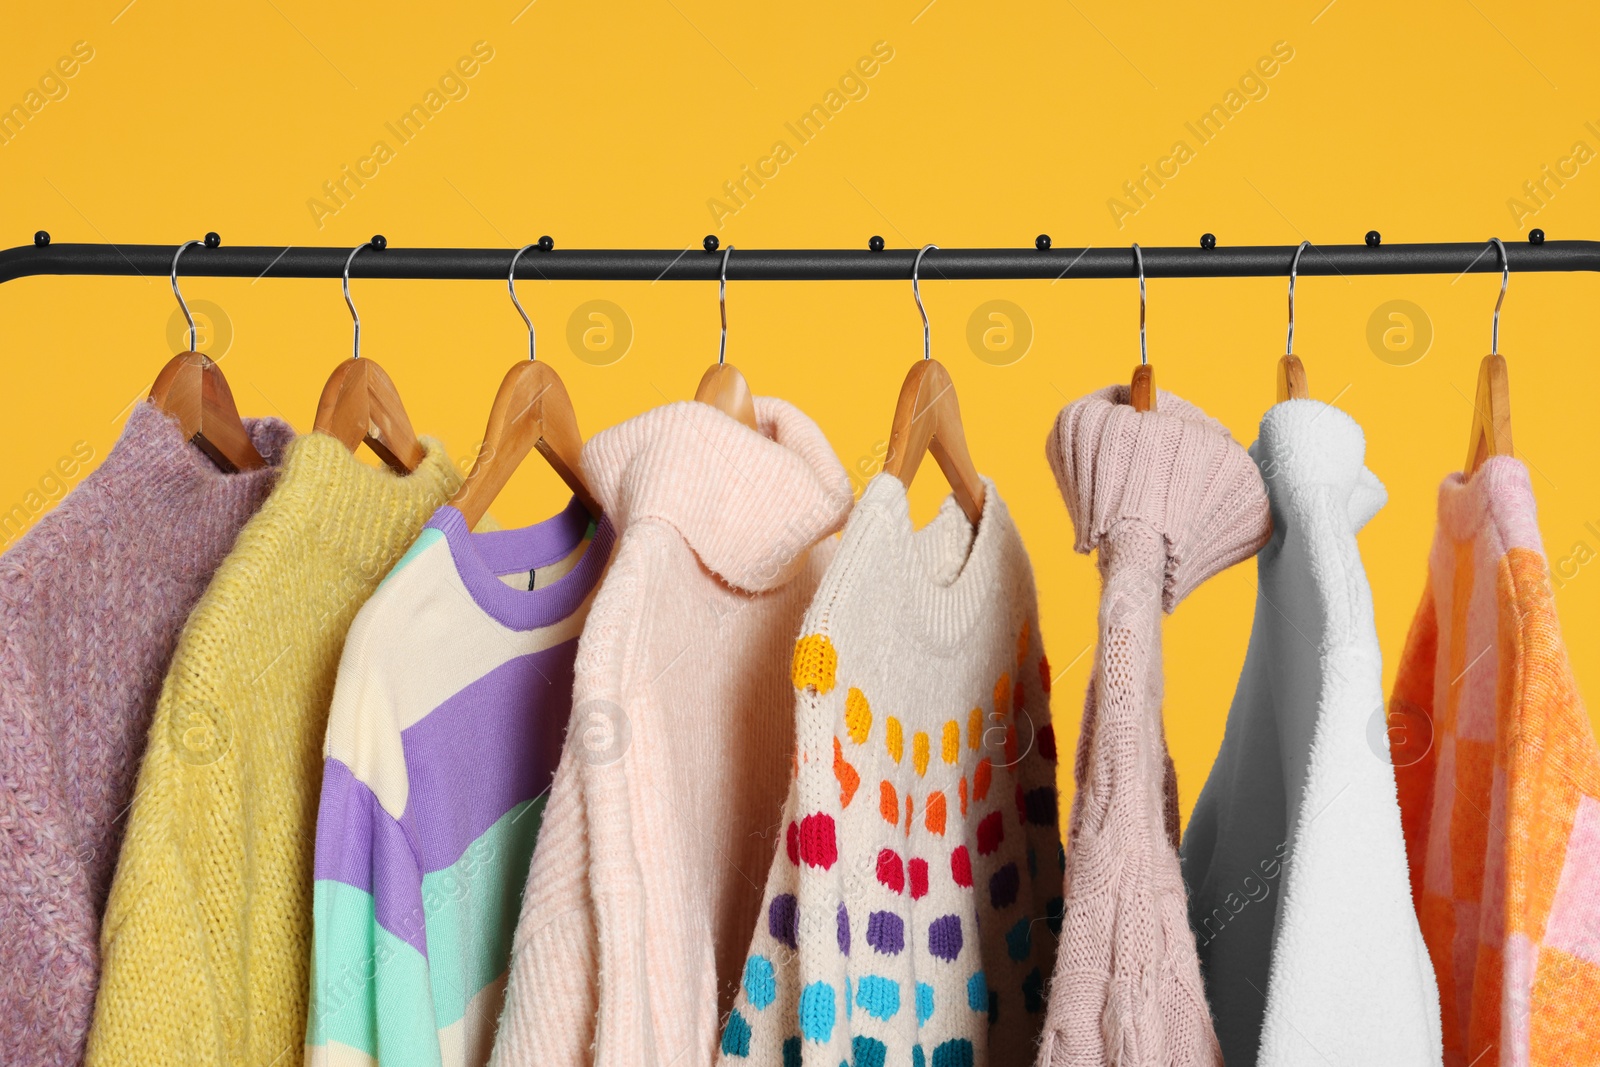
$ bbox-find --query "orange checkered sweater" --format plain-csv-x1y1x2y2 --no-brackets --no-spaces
1391,456,1600,1067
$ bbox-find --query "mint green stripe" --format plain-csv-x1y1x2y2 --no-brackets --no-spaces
421,797,545,1028
308,879,444,1067
382,527,445,587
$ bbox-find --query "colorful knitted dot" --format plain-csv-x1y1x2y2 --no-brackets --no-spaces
1025,786,1058,825
786,821,799,865
876,847,905,893
1037,722,1057,762
792,634,837,693
928,914,963,961
837,901,851,955
993,674,1010,718
845,686,872,744
986,866,1021,916
905,793,914,835
886,716,904,763
1039,654,1052,693
1046,896,1064,935
958,776,968,817
855,975,900,1020
799,813,838,869
1017,620,1030,665
951,845,973,888
833,737,860,808
798,981,835,1042
913,731,930,777
1005,918,1032,961
721,1009,751,1056
783,1036,801,1067
914,1046,926,1067
976,811,1004,856
852,1036,888,1067
1023,967,1045,1012
866,910,905,955
941,720,960,764
966,971,987,1012
932,1037,975,1067
879,780,899,825
924,790,947,836
916,981,935,1026
745,955,776,1010
967,707,982,750
1004,722,1018,764
909,857,929,900
973,759,992,801
770,893,799,949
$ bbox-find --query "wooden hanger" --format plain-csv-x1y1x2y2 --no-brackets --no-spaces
1128,243,1156,412
1277,241,1311,401
1464,239,1514,477
451,244,602,528
313,239,424,473
882,244,984,525
153,238,265,472
693,242,759,430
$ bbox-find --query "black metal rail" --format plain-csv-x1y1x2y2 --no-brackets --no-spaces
1,234,1593,284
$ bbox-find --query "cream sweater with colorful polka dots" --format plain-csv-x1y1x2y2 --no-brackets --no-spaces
718,474,1063,1067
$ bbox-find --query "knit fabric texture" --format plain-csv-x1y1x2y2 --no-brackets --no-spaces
488,397,853,1067
86,432,461,1067
0,403,292,1067
306,497,615,1067
1391,455,1600,1067
1038,385,1270,1067
1178,400,1442,1067
716,473,1064,1067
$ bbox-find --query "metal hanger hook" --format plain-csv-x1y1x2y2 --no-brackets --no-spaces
342,242,372,360
509,244,540,361
718,244,733,365
1489,236,1509,356
170,239,204,352
1132,243,1147,366
1287,240,1311,357
913,243,937,361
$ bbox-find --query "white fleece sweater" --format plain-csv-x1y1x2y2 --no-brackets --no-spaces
717,474,1062,1067
1178,400,1443,1067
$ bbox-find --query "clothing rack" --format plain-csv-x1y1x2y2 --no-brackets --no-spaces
2,232,1598,284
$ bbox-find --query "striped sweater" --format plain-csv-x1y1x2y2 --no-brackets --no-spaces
306,498,613,1067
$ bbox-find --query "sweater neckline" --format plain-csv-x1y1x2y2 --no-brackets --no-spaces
854,472,1012,650
580,396,852,593
120,401,295,500
425,498,614,631
1435,454,1543,554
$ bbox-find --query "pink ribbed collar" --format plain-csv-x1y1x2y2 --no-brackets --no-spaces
1436,455,1543,554
1047,384,1271,610
579,396,852,593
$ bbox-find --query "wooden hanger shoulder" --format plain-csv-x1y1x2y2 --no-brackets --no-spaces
451,360,600,528
149,351,266,472
1464,352,1512,476
694,362,758,431
1129,363,1156,412
1277,354,1309,402
883,358,984,525
313,357,425,473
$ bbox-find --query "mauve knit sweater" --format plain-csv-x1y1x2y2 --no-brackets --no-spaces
0,402,293,1067
1039,386,1270,1067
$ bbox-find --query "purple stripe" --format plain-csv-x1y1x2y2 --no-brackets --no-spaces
426,499,615,631
401,643,576,874
314,760,431,955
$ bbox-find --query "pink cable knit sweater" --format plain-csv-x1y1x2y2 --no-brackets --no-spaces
1038,386,1270,1067
0,403,292,1067
489,397,853,1067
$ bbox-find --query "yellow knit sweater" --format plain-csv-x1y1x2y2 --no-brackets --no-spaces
86,432,460,1067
